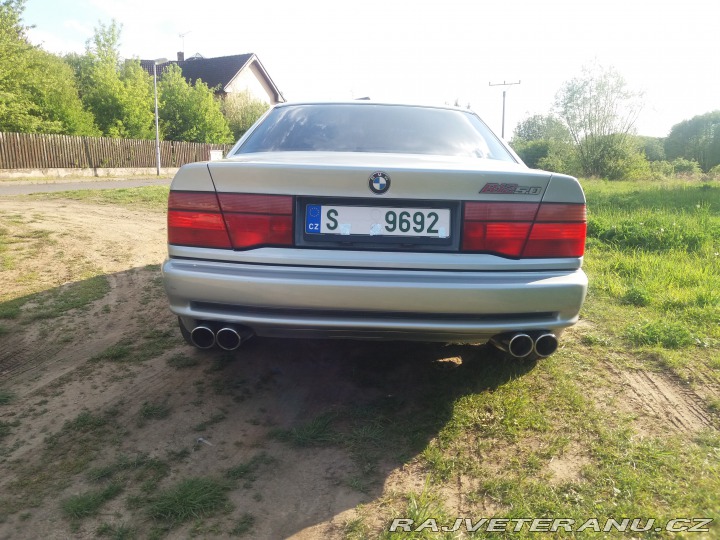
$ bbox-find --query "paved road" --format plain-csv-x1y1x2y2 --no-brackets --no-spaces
0,177,172,196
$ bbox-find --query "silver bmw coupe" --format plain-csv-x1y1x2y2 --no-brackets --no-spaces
162,102,587,360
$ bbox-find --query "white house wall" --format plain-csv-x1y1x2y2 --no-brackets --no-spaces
225,63,278,104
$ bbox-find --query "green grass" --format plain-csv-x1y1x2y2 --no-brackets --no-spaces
145,478,231,525
582,179,719,373
90,328,179,364
230,513,256,536
60,483,122,520
138,402,171,422
26,185,170,211
0,390,15,405
0,420,20,441
0,275,110,321
225,452,275,487
96,522,136,539
270,412,339,447
193,410,227,432
86,454,170,489
166,352,199,369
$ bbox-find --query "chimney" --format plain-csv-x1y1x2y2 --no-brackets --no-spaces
177,51,184,62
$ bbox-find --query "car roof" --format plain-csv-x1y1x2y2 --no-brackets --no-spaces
270,101,474,114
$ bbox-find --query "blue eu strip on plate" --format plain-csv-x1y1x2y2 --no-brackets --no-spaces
306,204,322,234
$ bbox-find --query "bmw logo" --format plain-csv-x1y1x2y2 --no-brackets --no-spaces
369,172,391,194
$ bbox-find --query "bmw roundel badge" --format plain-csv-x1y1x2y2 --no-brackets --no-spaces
369,172,391,194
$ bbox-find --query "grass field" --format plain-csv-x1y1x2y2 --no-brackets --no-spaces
582,179,719,378
27,185,171,210
0,178,718,538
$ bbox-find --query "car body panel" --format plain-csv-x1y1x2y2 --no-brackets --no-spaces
163,258,587,341
163,102,588,345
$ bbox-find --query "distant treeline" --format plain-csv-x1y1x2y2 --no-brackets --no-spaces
1,2,267,146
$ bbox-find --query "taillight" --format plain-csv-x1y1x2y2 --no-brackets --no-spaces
218,194,293,249
168,191,293,249
462,201,586,258
168,191,232,248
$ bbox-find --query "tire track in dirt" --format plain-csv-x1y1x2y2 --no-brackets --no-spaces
609,363,715,434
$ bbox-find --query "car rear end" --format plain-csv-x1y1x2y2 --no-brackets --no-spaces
162,103,587,358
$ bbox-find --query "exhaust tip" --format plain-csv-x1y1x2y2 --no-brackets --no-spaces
508,333,534,358
534,333,558,357
190,325,215,349
216,327,242,351
490,332,534,358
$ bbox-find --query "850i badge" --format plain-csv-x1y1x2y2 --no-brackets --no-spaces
480,183,543,195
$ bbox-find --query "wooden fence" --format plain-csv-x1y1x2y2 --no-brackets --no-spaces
0,132,233,170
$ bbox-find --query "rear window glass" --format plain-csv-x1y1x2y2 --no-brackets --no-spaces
234,104,515,161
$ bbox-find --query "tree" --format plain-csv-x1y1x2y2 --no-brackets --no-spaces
0,0,37,131
632,135,665,162
72,20,154,139
220,90,270,140
510,114,574,171
512,114,571,144
158,64,233,143
664,111,720,172
0,0,96,134
555,64,644,178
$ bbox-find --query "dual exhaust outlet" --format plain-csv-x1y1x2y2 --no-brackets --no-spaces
190,324,254,351
189,324,556,358
490,331,558,359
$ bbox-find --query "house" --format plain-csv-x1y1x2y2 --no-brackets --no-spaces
141,53,284,105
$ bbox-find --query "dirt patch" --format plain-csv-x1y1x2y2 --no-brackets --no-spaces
0,198,476,538
605,362,715,436
547,449,590,485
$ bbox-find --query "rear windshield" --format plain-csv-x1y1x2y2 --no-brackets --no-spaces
234,104,515,161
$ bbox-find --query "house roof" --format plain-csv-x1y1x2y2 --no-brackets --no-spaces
178,53,254,90
140,53,284,102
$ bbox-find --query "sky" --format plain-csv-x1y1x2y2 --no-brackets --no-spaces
22,0,720,139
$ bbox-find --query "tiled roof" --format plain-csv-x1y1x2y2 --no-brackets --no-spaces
140,54,254,91
178,54,254,90
139,53,283,102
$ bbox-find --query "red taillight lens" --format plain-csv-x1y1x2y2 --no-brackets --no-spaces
524,222,587,257
168,191,232,249
168,191,293,250
462,221,533,257
462,201,586,258
223,213,293,248
219,194,293,249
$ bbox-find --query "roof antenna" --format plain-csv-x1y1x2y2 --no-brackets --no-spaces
179,31,191,52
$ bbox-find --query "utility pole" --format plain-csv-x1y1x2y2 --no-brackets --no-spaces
488,80,521,138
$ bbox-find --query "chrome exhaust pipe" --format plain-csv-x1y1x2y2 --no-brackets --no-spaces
489,332,534,358
216,325,255,351
190,325,215,349
533,333,558,358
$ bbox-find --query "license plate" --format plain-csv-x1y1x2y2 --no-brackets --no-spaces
305,205,451,238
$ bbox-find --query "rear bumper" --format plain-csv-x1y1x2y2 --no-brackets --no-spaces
162,258,587,342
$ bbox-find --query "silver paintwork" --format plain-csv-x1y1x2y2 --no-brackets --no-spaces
162,259,587,342
164,102,588,344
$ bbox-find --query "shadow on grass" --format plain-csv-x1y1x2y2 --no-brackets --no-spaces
201,335,537,535
0,266,539,537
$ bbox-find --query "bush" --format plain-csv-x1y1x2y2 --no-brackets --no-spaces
705,164,720,180
221,90,270,141
671,158,702,177
649,160,674,179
